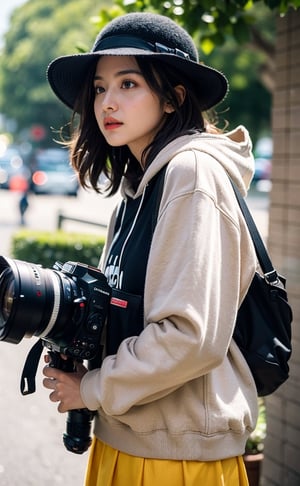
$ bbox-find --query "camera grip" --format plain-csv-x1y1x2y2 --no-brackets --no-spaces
48,350,94,454
48,351,75,372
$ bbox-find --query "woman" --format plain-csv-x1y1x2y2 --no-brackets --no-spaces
43,12,258,485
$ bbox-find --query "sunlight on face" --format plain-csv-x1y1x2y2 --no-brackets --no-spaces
93,56,170,164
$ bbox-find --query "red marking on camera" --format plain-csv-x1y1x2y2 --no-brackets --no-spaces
111,297,128,308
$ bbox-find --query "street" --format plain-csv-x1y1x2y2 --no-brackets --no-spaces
0,186,121,256
0,185,269,485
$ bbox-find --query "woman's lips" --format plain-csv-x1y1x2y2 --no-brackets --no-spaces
104,117,123,130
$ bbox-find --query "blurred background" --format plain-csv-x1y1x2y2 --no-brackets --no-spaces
0,1,299,485
0,0,275,189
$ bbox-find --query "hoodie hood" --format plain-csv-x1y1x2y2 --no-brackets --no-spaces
122,125,254,199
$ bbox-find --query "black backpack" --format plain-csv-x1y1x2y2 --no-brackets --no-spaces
154,166,292,397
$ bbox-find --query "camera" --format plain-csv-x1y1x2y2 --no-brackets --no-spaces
0,256,111,355
0,256,111,454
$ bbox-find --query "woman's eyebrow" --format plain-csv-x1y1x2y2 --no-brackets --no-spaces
94,69,142,81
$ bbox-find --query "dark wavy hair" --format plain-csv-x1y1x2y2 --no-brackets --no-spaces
68,57,208,195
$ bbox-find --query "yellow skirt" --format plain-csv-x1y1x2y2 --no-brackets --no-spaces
84,437,249,486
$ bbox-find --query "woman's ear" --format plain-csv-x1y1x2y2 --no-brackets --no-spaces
164,85,186,113
174,85,186,106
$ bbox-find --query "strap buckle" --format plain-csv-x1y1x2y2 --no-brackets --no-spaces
264,269,279,285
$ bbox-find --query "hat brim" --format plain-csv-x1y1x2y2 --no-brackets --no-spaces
47,48,228,112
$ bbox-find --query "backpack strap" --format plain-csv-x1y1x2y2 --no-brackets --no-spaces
151,164,168,234
229,179,278,284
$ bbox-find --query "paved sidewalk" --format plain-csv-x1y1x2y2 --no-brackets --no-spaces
0,340,88,485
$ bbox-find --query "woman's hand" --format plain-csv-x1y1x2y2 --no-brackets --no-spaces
42,355,88,413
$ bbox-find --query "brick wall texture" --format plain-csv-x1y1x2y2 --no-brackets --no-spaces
261,9,300,486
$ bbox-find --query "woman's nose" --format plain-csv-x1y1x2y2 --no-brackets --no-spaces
102,90,118,112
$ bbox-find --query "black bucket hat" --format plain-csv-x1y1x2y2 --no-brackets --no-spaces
47,12,228,112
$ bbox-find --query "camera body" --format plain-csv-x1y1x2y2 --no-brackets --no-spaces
42,260,111,360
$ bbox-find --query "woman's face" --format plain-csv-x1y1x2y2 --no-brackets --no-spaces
93,56,172,164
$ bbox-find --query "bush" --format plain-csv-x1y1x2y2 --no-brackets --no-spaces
11,229,106,269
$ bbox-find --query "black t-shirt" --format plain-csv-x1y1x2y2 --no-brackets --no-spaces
104,168,166,354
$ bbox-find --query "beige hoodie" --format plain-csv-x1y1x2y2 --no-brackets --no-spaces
80,126,259,461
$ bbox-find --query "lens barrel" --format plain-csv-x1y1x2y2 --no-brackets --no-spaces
63,409,95,454
0,256,76,344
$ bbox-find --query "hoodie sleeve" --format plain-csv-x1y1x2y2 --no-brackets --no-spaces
80,150,256,414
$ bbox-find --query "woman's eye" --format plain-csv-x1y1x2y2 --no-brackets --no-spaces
121,80,135,89
95,86,105,95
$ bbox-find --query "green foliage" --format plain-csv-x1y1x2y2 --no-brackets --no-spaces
245,398,267,455
204,39,272,143
0,0,102,145
11,229,105,269
111,0,291,52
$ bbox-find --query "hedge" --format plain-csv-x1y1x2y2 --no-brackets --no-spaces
10,229,106,269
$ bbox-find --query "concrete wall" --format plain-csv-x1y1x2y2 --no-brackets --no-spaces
262,9,300,486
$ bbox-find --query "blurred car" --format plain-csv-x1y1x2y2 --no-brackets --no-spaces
253,137,273,182
253,157,272,182
31,148,79,196
0,146,30,190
